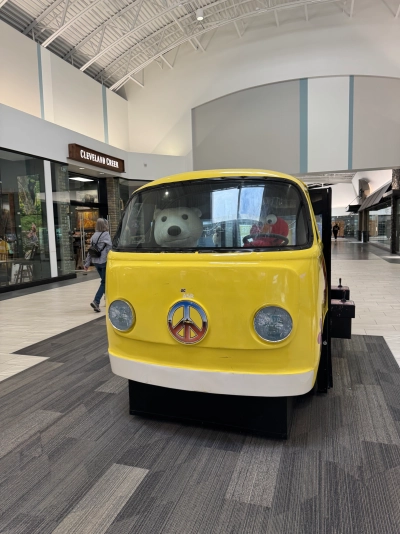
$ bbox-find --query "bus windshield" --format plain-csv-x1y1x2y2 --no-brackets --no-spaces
115,178,312,251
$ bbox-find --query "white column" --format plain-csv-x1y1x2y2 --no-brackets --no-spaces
43,160,58,278
308,77,350,173
40,47,55,122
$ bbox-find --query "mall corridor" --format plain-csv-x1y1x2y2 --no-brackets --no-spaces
0,240,400,533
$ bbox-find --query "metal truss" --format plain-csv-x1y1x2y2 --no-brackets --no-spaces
0,0,398,91
108,0,344,91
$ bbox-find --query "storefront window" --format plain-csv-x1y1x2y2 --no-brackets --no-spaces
119,179,149,215
51,163,75,276
331,215,359,238
0,149,50,287
369,203,391,249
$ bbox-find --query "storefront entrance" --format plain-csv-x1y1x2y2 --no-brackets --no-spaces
331,214,359,239
68,172,108,270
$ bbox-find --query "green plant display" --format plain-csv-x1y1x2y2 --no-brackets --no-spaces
17,175,42,231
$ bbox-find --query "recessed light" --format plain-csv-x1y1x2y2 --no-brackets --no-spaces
99,172,105,175
79,167,85,170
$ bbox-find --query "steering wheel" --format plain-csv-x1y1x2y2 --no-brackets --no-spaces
243,233,289,246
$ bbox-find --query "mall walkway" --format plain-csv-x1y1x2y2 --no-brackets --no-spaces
331,239,400,362
1,239,399,382
0,240,400,533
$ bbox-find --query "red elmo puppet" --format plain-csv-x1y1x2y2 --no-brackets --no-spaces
244,214,289,247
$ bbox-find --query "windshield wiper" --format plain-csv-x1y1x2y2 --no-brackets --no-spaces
198,248,252,253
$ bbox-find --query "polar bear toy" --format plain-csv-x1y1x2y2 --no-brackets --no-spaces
154,207,203,247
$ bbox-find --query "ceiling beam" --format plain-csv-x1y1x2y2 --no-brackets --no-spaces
97,22,181,81
233,20,242,37
129,75,144,87
0,0,9,8
304,4,308,21
109,0,342,91
170,12,205,52
396,2,400,18
349,0,355,17
59,0,70,27
63,1,139,60
101,0,342,80
42,0,104,48
160,54,173,68
274,10,279,26
22,0,65,34
100,0,334,82
80,1,196,72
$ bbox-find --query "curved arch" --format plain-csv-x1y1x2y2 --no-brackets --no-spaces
110,0,341,91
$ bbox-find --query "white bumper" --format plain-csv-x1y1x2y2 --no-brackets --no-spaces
109,353,315,397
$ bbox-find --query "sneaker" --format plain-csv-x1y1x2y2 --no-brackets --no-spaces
90,301,101,312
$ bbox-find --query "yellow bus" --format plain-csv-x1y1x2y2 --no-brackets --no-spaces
106,170,334,436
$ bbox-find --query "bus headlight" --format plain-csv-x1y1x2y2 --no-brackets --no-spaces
254,306,292,342
108,300,135,332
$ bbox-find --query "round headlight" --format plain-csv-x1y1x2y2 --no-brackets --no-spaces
254,306,292,342
108,300,135,332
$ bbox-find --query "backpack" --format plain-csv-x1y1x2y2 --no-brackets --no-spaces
87,232,106,258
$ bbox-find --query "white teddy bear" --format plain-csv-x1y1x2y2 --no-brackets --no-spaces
153,207,203,247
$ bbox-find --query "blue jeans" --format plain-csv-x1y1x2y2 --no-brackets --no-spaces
94,263,106,304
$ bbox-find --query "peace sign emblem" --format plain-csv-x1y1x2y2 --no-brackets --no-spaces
167,300,208,344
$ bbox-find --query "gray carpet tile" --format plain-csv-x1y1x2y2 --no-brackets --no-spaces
95,376,127,395
225,437,283,507
1,319,400,533
52,464,148,534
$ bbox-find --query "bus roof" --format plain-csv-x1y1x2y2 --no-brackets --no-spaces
136,170,307,192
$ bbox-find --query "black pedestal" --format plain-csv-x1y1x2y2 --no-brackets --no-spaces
331,299,356,339
129,380,293,439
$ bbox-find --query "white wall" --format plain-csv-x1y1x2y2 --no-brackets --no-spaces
126,2,400,156
0,21,41,118
308,77,350,173
0,103,187,180
49,52,104,142
0,20,130,152
352,169,393,196
128,152,189,181
107,89,130,151
330,183,358,216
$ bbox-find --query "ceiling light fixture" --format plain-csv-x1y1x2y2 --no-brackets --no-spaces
196,8,204,21
69,177,94,182
79,167,85,169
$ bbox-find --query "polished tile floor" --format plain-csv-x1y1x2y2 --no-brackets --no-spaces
0,239,399,382
331,239,400,364
0,275,105,381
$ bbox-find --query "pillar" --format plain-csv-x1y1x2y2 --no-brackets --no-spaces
106,177,120,238
43,160,58,278
391,169,400,254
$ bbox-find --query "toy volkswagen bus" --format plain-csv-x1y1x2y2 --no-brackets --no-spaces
106,170,331,435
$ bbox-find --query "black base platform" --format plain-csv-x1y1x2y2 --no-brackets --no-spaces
129,380,294,439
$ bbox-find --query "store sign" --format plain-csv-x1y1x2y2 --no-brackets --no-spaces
68,144,125,173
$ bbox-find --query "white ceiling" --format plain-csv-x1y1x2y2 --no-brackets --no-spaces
0,0,399,92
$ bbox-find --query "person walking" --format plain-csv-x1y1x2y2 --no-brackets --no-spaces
332,223,340,241
84,218,112,312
